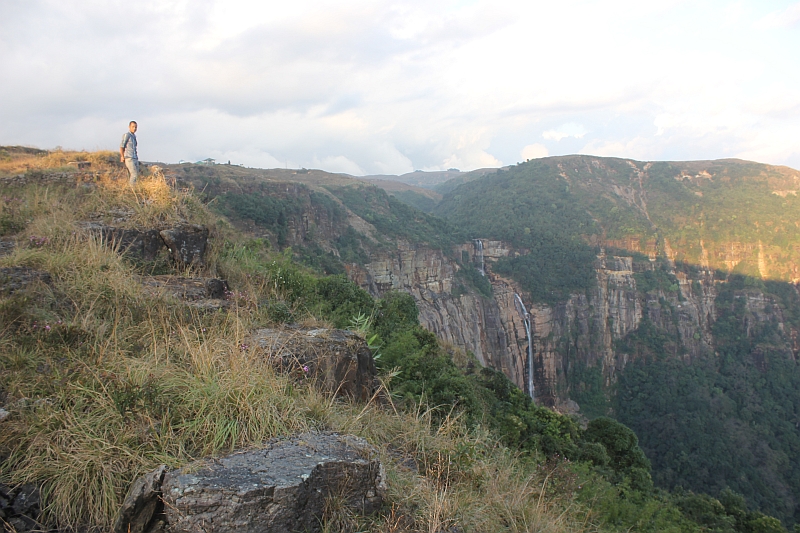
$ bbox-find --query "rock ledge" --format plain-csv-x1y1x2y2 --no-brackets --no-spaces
115,432,385,533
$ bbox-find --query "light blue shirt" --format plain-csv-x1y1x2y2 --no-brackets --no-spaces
121,132,138,160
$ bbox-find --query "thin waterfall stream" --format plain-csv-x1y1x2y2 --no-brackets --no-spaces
473,239,485,276
513,293,535,400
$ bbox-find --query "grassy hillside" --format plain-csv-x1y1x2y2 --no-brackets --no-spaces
2,150,792,532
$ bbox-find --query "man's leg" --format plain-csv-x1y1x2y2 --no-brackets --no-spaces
125,158,139,185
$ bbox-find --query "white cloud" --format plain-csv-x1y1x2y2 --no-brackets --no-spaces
521,144,549,160
310,155,365,175
579,138,654,161
542,123,588,142
756,1,800,28
1,0,800,173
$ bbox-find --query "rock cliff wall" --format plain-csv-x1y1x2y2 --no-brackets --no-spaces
349,240,729,410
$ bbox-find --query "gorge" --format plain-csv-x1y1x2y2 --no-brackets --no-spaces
171,154,800,524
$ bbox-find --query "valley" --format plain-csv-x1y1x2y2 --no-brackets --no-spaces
170,154,800,525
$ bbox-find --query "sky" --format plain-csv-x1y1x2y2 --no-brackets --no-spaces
1,0,799,175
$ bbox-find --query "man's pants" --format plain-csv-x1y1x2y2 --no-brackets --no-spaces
125,158,139,184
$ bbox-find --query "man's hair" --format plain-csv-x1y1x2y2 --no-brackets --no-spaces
129,121,137,126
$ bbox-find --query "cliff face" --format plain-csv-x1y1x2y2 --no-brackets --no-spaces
346,241,516,372
348,240,733,409
176,161,800,414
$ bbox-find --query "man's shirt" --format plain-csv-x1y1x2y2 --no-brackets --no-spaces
121,132,138,160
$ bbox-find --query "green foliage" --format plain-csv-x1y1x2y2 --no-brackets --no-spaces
216,191,304,246
387,190,439,213
493,238,597,305
583,417,652,492
566,361,610,418
435,161,600,304
635,262,681,294
326,185,462,250
455,261,492,298
379,326,482,417
435,161,599,246
313,275,375,329
615,276,800,526
295,227,369,274
295,243,346,275
371,291,419,342
334,227,370,265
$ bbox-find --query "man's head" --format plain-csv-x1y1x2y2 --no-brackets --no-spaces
129,121,137,133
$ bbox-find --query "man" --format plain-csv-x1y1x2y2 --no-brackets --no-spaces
120,121,139,185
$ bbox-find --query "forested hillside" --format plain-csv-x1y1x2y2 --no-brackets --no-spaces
435,156,800,302
433,155,800,525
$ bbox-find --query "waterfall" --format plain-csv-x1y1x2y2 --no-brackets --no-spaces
473,239,485,276
513,293,535,401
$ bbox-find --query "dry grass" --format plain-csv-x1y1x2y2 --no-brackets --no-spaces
0,147,120,177
0,155,593,533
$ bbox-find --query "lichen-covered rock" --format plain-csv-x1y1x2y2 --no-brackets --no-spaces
160,433,384,533
0,267,51,295
113,465,167,533
159,225,209,268
250,328,378,401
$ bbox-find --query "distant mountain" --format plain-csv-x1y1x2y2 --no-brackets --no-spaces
358,178,442,212
362,167,502,190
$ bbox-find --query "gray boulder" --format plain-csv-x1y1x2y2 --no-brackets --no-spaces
118,433,384,533
78,222,211,269
140,276,230,301
0,483,43,533
114,465,167,533
105,227,165,261
78,222,166,261
250,328,378,402
159,225,209,268
163,433,384,533
0,238,15,257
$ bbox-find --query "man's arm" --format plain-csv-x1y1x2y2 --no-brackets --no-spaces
120,132,129,162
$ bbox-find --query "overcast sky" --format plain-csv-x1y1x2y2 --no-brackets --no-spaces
1,0,799,174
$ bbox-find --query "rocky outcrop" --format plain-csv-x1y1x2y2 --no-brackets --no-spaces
79,222,211,268
0,237,15,257
140,276,230,310
113,465,167,533
160,225,209,268
0,267,51,295
249,328,378,401
0,483,43,533
116,433,384,533
93,225,165,261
